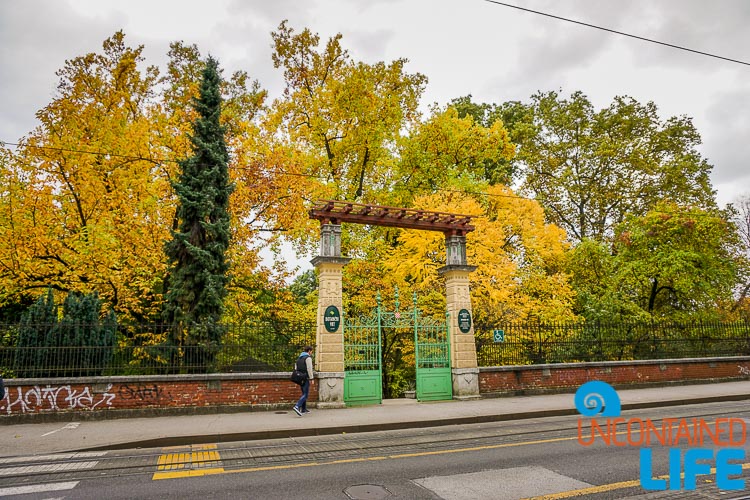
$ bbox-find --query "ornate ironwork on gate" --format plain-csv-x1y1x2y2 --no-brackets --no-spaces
343,305,383,406
414,308,452,401
343,289,452,405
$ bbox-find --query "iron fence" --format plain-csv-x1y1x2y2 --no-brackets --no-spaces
475,321,750,366
0,321,316,378
4,320,750,377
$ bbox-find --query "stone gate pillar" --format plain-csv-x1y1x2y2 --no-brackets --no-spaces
438,234,480,400
312,223,349,408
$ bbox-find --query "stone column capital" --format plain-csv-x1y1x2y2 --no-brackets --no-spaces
437,264,478,276
311,256,352,267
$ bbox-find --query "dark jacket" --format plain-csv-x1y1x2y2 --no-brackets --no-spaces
295,353,314,380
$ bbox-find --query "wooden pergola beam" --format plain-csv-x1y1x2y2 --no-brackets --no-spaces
309,200,475,235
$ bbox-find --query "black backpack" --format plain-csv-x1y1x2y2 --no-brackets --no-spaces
290,356,308,385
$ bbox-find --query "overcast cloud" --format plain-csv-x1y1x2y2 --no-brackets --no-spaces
1,0,748,208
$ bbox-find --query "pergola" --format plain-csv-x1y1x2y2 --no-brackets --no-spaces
308,200,475,236
308,199,481,404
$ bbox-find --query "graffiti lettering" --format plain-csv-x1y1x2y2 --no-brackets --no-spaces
118,384,164,401
0,384,116,414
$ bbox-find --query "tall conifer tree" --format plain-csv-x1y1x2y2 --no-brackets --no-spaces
164,56,233,353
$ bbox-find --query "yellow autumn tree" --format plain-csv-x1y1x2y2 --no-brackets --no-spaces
338,101,517,316
2,32,167,321
387,185,577,325
0,33,294,325
266,21,428,259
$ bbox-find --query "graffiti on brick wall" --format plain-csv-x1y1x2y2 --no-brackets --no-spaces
117,383,166,401
739,365,750,377
1,384,116,414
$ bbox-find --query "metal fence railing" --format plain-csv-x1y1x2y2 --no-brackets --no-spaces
3,320,750,377
475,321,750,366
0,321,316,378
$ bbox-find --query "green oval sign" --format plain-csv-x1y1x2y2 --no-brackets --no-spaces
457,309,472,334
324,305,341,333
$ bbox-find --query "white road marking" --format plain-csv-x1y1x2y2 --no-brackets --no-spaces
414,466,592,500
0,481,78,496
41,422,80,437
0,460,99,476
0,451,106,464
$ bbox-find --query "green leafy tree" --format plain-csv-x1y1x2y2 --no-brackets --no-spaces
448,95,529,185
568,204,743,323
288,269,318,307
14,289,116,377
566,239,647,322
502,91,716,243
612,203,741,319
14,289,57,377
55,291,117,376
395,106,515,196
163,56,233,360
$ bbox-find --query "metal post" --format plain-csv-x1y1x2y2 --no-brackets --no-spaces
377,292,383,397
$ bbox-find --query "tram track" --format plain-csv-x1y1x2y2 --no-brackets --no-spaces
1,400,747,485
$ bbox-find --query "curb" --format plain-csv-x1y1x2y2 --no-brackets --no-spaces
74,392,750,452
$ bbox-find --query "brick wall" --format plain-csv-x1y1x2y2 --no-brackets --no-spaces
479,357,750,395
0,373,317,421
2,357,749,421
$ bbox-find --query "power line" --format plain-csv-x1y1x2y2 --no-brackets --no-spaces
2,141,170,164
1,141,326,179
1,139,539,201
483,0,750,67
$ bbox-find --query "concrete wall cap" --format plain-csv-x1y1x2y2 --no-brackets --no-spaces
3,372,296,385
315,372,346,378
478,356,750,373
451,367,480,375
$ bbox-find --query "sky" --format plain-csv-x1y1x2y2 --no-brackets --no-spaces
1,0,748,206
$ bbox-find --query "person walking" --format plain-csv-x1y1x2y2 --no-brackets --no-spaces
292,346,314,416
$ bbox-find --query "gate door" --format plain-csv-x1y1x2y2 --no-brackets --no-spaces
414,310,452,401
343,309,382,406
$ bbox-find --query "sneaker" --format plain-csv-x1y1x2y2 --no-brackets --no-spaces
302,409,311,414
292,406,302,416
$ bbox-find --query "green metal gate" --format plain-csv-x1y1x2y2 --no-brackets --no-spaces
344,289,452,405
343,306,383,406
414,309,452,401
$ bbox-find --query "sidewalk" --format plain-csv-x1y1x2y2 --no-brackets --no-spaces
2,380,750,458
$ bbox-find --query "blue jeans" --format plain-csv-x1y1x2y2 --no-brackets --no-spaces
296,379,310,411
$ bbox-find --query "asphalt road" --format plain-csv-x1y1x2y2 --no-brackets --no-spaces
1,400,749,499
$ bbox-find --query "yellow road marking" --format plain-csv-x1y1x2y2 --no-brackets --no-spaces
151,417,748,490
522,461,750,499
153,444,225,479
152,435,576,480
522,479,643,499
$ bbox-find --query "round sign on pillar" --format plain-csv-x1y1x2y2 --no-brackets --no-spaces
457,308,472,333
324,305,341,333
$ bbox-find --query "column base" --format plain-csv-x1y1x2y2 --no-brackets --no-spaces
452,367,480,399
315,372,346,409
